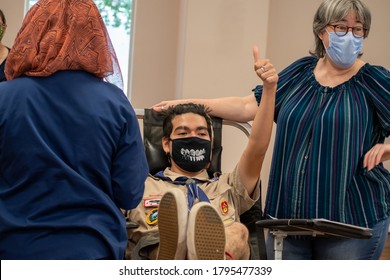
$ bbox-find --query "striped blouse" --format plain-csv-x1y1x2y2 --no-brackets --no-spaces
254,56,390,227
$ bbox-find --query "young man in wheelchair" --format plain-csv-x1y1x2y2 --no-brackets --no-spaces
126,49,277,260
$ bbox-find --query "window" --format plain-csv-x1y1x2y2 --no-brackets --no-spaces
26,0,133,95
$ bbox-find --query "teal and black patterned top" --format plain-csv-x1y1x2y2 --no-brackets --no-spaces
254,56,390,227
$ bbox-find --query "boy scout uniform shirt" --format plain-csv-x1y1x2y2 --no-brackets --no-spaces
127,165,261,247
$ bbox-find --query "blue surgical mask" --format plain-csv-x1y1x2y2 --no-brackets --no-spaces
324,31,363,68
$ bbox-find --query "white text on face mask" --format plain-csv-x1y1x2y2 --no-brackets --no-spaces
180,148,206,162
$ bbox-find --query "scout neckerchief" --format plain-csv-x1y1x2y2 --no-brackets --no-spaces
154,170,210,209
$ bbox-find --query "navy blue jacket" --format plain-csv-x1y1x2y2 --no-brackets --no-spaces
0,71,148,259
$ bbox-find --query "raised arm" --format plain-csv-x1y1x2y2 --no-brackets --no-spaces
152,50,262,122
153,95,258,122
238,46,277,196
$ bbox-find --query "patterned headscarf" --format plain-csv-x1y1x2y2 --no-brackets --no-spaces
5,0,123,89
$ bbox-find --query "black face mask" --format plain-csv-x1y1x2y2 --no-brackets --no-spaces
170,137,211,173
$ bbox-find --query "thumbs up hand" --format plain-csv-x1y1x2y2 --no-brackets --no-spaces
253,46,278,90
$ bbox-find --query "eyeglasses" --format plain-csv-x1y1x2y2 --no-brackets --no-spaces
328,24,366,38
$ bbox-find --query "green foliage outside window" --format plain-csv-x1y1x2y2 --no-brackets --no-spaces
95,0,132,33
28,0,132,33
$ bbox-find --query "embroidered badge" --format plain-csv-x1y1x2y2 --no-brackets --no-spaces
145,208,158,225
144,198,160,208
220,199,229,215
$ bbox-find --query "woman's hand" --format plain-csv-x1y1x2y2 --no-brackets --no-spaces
363,143,390,171
151,99,190,112
253,46,278,90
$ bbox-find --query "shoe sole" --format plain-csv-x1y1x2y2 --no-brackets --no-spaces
157,190,187,259
187,202,225,260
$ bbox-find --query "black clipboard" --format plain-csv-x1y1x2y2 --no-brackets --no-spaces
256,218,372,239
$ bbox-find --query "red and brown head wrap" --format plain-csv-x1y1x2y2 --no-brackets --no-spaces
5,0,123,88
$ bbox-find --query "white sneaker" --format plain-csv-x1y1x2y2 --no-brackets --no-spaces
157,189,188,260
187,202,226,260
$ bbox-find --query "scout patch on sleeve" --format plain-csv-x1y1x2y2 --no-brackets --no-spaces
145,208,159,225
144,198,161,208
220,199,229,215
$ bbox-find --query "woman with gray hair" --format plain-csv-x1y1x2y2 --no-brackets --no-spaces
153,0,390,259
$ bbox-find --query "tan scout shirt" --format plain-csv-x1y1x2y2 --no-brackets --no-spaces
127,165,261,249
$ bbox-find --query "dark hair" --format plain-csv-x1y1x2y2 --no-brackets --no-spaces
310,0,371,58
0,9,6,25
162,103,213,141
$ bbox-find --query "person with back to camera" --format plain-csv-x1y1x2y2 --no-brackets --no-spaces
153,0,390,260
0,0,149,260
0,9,10,82
126,47,278,260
